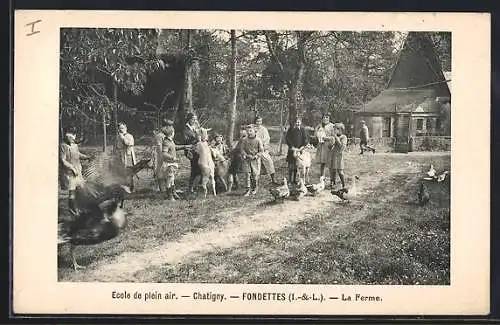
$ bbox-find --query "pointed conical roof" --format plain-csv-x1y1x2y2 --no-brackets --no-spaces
387,32,450,97
361,32,451,113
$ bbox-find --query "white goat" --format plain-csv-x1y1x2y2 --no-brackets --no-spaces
194,127,217,197
291,144,314,184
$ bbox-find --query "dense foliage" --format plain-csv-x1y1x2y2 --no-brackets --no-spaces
59,29,451,141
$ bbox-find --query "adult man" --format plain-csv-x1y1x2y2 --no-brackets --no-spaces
286,118,309,185
359,120,376,154
254,116,277,184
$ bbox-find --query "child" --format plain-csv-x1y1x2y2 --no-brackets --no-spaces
227,128,247,192
359,120,376,154
213,133,231,159
241,125,264,196
59,127,90,214
211,133,231,191
330,123,348,189
152,128,165,179
159,127,179,201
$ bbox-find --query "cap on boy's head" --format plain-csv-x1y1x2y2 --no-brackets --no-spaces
164,127,174,138
64,126,77,135
186,113,195,122
360,120,366,125
163,119,174,126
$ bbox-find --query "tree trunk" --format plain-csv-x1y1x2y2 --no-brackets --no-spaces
113,80,118,133
227,30,238,147
183,30,194,113
199,31,212,108
102,108,107,152
175,29,195,141
288,31,307,125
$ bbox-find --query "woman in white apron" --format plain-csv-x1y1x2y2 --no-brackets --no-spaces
314,114,335,182
115,122,137,191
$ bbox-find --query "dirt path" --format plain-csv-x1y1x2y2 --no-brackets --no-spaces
65,161,419,283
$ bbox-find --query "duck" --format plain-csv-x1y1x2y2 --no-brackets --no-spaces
436,170,449,183
426,164,436,178
269,177,290,203
289,178,308,200
331,188,349,203
58,198,128,270
306,176,326,196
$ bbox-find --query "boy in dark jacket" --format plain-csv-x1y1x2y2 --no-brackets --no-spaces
227,128,247,192
286,118,309,184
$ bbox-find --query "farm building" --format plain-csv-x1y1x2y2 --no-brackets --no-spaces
354,32,451,140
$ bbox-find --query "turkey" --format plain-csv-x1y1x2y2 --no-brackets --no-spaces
58,198,127,270
269,177,290,203
78,152,150,209
306,176,326,196
289,178,308,200
58,151,147,270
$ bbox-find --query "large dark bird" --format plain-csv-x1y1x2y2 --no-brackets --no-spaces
58,198,127,270
58,152,148,270
78,152,150,208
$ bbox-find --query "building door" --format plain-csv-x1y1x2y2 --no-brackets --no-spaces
383,117,392,137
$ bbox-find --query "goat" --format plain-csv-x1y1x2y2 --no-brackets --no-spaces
291,144,313,184
210,146,229,192
194,128,217,197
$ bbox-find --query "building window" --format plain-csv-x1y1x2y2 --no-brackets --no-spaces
382,117,391,137
416,119,424,131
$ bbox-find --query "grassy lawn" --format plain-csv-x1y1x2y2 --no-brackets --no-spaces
58,144,450,285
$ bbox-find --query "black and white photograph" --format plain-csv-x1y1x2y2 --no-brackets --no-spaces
13,11,490,316
57,27,452,285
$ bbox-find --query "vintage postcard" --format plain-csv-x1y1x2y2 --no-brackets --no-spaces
13,11,490,315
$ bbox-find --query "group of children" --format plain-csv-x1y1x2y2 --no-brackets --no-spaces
61,114,353,211
314,114,350,190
